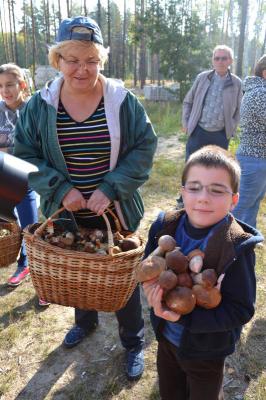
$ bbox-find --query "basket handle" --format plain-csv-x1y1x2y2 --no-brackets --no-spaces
33,206,121,256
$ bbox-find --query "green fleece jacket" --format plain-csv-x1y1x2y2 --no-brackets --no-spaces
14,75,157,231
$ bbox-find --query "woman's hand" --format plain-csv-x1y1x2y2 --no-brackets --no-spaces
143,279,181,322
86,189,110,215
62,188,87,211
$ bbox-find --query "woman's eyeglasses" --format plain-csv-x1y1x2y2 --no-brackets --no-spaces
213,56,229,61
182,182,234,197
60,55,100,69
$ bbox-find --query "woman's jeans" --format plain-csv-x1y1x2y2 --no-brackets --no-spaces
75,284,144,352
233,155,266,228
15,188,38,269
186,125,229,160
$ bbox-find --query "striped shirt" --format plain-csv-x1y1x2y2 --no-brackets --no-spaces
57,98,117,225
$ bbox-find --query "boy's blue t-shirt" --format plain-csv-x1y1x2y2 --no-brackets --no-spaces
163,213,229,348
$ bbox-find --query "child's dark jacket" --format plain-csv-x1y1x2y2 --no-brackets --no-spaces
144,210,263,360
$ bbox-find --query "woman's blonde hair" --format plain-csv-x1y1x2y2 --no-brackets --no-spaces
0,63,29,98
48,40,109,70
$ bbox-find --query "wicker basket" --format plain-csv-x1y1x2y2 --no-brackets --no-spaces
0,221,22,268
23,207,144,312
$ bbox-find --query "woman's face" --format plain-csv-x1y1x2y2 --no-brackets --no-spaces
0,73,24,109
59,44,101,93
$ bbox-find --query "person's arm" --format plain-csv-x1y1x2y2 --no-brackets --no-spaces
182,74,200,130
14,96,73,207
98,93,157,202
142,212,182,322
177,250,256,333
232,79,243,126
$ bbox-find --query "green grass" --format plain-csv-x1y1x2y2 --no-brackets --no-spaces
143,157,182,197
140,98,182,137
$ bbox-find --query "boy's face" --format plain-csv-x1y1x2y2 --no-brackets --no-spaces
181,166,239,229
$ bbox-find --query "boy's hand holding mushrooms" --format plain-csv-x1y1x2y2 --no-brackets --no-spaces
137,235,222,317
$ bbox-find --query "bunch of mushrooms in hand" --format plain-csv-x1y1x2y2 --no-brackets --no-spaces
136,235,222,314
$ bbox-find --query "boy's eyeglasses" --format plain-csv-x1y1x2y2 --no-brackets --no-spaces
60,55,100,69
182,183,234,197
213,56,228,61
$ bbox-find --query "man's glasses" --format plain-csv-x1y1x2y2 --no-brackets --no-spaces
60,55,100,69
182,182,234,197
213,56,229,61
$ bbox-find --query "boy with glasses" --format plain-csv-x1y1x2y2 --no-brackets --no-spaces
182,45,242,161
143,145,263,400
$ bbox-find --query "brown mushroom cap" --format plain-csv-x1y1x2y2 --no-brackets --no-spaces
193,269,217,288
158,269,178,291
135,255,166,282
176,272,193,288
158,235,176,253
165,249,188,273
202,269,217,288
165,287,196,315
192,285,222,309
120,236,141,252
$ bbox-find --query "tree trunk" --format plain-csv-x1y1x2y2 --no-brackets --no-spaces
204,0,208,32
224,0,233,43
139,0,146,88
8,0,14,61
11,0,18,64
83,0,87,16
122,0,126,80
133,0,138,87
46,0,51,45
58,0,61,24
30,0,36,82
97,0,101,28
51,1,57,39
156,0,161,85
236,0,248,77
66,0,70,17
2,1,11,60
107,0,112,77
0,7,8,63
23,0,28,67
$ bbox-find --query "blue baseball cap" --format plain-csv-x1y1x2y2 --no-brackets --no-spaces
56,16,103,45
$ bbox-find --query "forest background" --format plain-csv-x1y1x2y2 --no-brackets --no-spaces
0,0,265,99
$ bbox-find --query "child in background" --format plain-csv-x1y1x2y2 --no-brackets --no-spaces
143,145,263,400
0,63,48,306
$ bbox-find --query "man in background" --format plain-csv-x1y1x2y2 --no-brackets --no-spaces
182,45,242,160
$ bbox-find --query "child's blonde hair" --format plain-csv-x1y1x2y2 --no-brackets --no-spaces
182,145,241,193
0,63,29,98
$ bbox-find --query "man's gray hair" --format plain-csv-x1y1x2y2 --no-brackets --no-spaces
212,45,233,60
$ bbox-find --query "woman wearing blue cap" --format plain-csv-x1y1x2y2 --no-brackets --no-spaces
14,16,157,381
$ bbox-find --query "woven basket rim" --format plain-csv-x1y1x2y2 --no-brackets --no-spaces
23,224,145,260
0,221,20,234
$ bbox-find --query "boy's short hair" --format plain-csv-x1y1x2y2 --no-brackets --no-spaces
182,145,241,193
